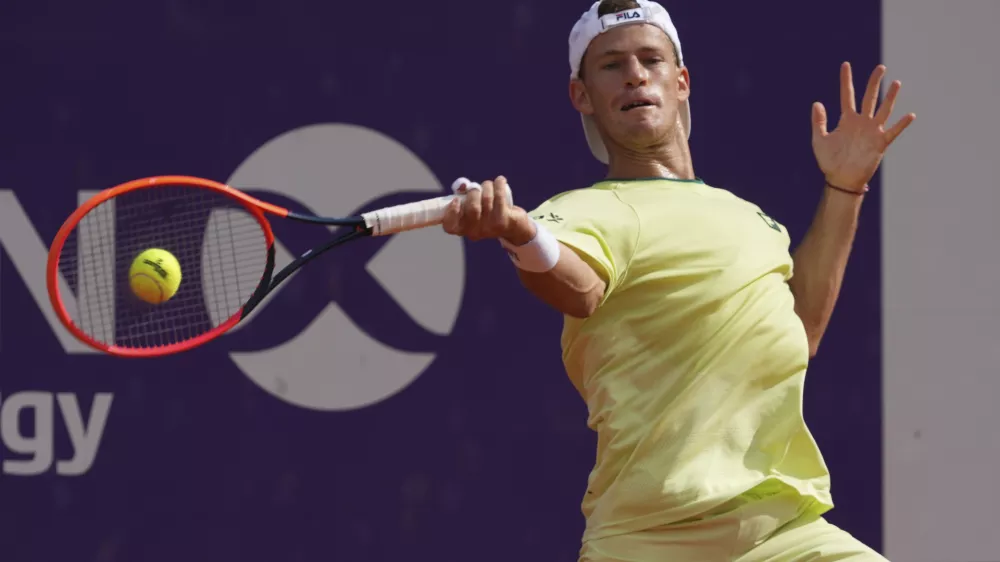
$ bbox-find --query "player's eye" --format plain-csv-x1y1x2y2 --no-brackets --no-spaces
602,61,621,70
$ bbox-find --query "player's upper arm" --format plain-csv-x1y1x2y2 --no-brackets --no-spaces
528,189,639,304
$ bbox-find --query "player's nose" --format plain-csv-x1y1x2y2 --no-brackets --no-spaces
623,57,650,87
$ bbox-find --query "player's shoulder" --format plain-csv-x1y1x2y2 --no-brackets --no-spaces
684,179,748,202
684,180,770,213
695,181,791,235
529,184,630,216
535,183,622,206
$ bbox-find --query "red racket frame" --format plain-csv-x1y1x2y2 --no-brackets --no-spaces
46,175,282,358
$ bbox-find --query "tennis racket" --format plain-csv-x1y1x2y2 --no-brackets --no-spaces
46,174,509,358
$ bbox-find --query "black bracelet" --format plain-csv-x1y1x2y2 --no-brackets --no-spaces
825,181,869,196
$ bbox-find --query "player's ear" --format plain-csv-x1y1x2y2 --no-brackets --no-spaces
676,66,691,103
569,78,594,115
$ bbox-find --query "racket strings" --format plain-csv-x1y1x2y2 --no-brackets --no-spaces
74,202,117,344
58,184,269,349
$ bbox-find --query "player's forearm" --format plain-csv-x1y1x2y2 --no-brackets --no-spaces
502,216,606,318
516,244,607,318
789,188,865,356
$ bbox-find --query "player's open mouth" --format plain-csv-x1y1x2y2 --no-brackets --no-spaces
621,100,657,111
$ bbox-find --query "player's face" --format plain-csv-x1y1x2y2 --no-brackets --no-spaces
571,24,690,153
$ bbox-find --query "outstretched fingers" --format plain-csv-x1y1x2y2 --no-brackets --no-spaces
885,112,916,146
875,79,902,126
812,101,829,141
861,65,887,117
840,61,856,114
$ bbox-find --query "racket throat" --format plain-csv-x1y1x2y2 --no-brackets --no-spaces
241,244,278,319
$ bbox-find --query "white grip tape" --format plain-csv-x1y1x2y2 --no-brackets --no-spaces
498,219,561,273
361,178,514,236
362,195,455,236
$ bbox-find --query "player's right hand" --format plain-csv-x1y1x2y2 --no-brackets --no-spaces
442,176,535,245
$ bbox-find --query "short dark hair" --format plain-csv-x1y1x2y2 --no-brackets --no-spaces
597,0,642,16
579,0,681,79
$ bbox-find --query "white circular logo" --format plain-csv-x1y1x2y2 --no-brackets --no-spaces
223,123,465,411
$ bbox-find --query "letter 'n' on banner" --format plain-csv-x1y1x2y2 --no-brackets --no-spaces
0,190,112,353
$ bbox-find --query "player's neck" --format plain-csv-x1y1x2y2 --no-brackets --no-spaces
605,135,694,181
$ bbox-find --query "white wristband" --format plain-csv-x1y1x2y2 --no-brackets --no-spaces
499,220,560,273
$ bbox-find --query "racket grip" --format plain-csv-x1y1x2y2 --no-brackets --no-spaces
362,187,514,236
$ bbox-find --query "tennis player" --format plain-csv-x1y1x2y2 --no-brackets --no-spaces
442,0,914,560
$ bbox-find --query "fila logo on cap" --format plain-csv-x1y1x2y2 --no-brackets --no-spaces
601,8,647,29
616,10,642,21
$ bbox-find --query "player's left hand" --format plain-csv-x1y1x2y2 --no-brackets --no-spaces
811,62,916,192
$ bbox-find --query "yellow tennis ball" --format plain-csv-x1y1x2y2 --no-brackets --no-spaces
129,249,182,304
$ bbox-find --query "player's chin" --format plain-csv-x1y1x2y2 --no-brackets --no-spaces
616,118,669,144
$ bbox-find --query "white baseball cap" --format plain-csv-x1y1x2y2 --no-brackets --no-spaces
569,0,691,164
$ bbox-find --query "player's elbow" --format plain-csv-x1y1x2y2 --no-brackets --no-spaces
518,270,606,319
563,285,604,318
793,305,823,358
800,322,822,358
534,281,605,319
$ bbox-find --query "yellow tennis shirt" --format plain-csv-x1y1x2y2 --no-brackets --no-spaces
528,178,833,543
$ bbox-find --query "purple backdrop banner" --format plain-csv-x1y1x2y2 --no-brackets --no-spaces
0,1,882,560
